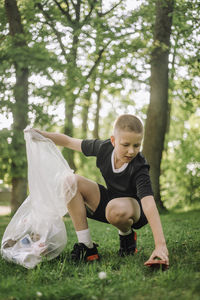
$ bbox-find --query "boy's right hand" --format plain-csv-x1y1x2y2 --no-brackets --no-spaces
32,129,48,138
33,129,43,135
24,127,46,141
144,245,169,266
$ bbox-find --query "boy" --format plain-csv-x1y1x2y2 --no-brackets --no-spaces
35,114,169,266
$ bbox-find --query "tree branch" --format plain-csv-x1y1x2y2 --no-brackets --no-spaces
70,0,76,10
43,70,57,86
36,3,68,61
98,0,123,17
53,0,73,25
75,39,111,98
82,0,97,24
73,0,81,22
63,0,70,12
86,47,106,80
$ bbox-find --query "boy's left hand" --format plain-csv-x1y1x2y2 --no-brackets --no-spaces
144,244,169,266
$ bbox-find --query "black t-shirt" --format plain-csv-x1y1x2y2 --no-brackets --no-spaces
81,139,154,201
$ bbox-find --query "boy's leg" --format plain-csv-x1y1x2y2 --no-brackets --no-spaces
67,175,101,261
67,174,100,231
105,197,141,256
105,197,140,231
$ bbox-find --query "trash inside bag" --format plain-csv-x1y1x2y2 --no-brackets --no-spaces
1,128,77,269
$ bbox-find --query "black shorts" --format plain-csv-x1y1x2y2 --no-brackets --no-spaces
86,184,148,230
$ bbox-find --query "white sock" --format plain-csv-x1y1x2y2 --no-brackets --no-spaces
76,228,93,248
118,228,132,236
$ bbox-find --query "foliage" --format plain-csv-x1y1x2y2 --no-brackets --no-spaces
160,0,200,209
161,101,200,209
0,0,151,177
0,210,200,299
0,0,199,209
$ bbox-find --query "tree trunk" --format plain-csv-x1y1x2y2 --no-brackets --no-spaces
81,95,91,139
63,29,80,171
11,178,27,212
142,0,174,211
5,0,29,213
63,94,77,171
166,31,179,135
93,79,103,139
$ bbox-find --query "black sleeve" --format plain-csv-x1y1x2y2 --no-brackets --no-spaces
81,139,104,157
135,166,154,200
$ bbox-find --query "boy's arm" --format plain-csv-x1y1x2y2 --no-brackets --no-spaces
34,129,83,152
141,195,169,265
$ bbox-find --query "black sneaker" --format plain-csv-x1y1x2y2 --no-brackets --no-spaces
119,230,137,257
71,243,100,262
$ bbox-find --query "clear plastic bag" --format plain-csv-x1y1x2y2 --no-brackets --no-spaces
1,128,77,269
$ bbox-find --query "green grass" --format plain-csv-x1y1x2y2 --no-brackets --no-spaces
0,210,200,300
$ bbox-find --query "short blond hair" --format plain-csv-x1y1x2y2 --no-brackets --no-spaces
113,114,143,134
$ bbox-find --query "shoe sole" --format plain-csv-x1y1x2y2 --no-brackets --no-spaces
86,254,100,261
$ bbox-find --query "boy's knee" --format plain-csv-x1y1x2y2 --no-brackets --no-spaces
106,200,128,225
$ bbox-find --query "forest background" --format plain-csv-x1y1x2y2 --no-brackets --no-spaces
0,0,199,213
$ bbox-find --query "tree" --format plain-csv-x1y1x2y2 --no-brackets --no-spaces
0,0,150,198
159,0,200,209
35,0,122,169
34,0,145,168
161,102,200,209
142,0,174,210
0,0,59,212
1,0,198,212
4,0,29,212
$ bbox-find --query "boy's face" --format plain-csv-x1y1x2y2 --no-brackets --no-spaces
111,130,143,164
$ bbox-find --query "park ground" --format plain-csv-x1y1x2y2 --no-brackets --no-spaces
0,209,200,300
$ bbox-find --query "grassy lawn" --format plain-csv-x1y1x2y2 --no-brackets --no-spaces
0,210,200,300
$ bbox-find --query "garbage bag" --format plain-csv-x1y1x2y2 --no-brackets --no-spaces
1,128,77,269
